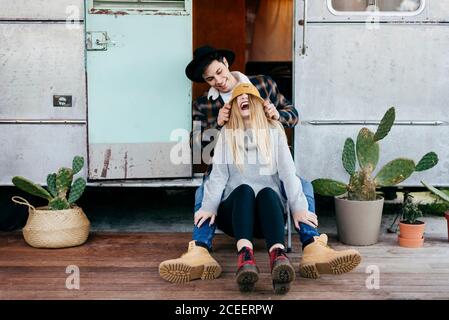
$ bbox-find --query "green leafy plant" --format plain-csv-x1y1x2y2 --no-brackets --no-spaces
312,107,439,201
401,192,423,224
12,156,86,210
422,181,449,204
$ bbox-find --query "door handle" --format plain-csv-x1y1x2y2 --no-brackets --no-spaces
86,31,115,51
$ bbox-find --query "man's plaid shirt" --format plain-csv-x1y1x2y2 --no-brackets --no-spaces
193,74,299,134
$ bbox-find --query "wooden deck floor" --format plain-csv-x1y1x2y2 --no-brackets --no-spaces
1,231,448,300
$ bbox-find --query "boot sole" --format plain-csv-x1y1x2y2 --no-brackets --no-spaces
159,261,222,284
236,264,259,292
271,260,296,294
299,253,362,279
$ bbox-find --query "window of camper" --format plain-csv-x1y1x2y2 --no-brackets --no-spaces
91,0,188,12
328,0,425,16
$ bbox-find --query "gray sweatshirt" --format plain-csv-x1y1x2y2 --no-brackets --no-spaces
200,127,308,215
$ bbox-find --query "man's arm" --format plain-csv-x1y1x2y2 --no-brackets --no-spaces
192,96,226,153
265,76,299,128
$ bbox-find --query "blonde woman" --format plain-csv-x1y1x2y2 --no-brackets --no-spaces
194,83,311,293
160,47,361,288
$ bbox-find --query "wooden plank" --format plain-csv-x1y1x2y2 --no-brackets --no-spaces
1,231,448,300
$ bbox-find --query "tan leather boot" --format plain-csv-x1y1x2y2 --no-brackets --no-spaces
299,234,361,279
159,241,222,284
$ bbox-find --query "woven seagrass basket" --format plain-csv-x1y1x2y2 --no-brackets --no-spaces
12,196,90,248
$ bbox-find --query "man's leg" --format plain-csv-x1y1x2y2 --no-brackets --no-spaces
192,181,216,251
158,181,221,283
297,177,362,279
297,177,320,248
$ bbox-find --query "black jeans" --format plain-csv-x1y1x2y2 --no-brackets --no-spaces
216,184,287,250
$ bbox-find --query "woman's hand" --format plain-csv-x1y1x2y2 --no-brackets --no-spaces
292,210,318,230
217,103,231,127
263,100,280,120
194,210,216,228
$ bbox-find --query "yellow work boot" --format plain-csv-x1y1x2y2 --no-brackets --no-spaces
159,241,222,284
299,234,361,279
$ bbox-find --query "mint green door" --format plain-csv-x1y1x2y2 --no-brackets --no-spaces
85,0,192,180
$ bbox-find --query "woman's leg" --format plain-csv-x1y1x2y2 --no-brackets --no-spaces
216,184,256,246
216,184,259,292
255,187,295,294
254,187,286,250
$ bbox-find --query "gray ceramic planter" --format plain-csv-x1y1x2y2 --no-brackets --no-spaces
334,196,384,246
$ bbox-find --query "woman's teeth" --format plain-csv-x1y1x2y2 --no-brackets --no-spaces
241,102,249,110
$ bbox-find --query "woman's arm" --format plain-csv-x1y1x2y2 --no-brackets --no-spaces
199,131,229,215
275,130,308,213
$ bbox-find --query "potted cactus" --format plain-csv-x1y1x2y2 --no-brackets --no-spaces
422,181,449,242
312,107,438,245
398,192,425,248
11,155,90,248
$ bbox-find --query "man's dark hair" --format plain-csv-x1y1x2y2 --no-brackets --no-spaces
198,53,226,78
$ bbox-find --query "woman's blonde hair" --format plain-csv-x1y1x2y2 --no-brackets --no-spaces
225,93,286,171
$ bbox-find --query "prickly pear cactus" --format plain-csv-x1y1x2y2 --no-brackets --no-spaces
342,138,356,175
68,177,86,204
311,107,439,201
373,107,395,142
72,156,84,175
374,158,416,186
48,197,70,210
12,155,86,211
356,128,379,173
47,173,57,197
312,179,347,197
56,167,74,198
415,152,438,172
347,170,377,201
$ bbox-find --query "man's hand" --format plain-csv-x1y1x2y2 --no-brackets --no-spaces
194,210,216,228
217,103,231,127
292,210,318,230
263,100,280,120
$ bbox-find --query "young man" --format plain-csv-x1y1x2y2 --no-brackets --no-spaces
159,46,361,284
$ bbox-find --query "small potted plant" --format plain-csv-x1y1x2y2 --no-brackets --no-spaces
422,181,449,242
398,192,425,248
11,155,90,248
312,107,438,245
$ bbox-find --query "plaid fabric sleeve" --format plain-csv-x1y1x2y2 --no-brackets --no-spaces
192,97,223,151
264,76,299,128
192,98,207,131
191,98,204,149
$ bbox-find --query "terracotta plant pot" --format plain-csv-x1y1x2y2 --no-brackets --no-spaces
334,196,384,246
398,221,425,248
445,211,449,242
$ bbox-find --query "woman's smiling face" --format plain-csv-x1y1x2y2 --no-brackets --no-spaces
236,93,250,118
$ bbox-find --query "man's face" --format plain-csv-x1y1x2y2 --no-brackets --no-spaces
202,58,233,93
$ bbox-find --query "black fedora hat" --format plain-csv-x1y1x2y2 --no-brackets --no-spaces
185,46,235,83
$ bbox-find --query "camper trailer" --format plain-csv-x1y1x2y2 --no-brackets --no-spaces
1,0,448,187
